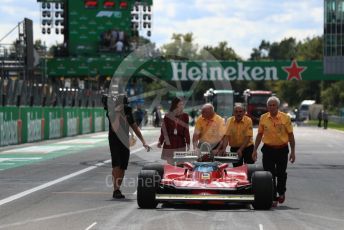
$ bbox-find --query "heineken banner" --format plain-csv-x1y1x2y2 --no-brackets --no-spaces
63,108,79,137
0,107,107,147
92,109,105,132
43,107,63,140
79,108,92,135
47,58,343,80
0,107,20,146
21,107,44,143
169,60,327,81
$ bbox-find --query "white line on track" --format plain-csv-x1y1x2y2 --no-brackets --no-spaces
0,142,157,207
85,222,97,230
259,224,264,230
0,204,116,229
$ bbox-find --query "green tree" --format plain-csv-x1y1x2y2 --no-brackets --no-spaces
161,33,198,60
201,41,242,60
250,40,270,60
34,39,45,51
269,38,297,60
321,81,344,112
296,36,323,60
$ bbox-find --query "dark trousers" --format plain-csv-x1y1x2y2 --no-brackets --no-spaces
261,145,289,200
323,119,328,129
231,145,254,167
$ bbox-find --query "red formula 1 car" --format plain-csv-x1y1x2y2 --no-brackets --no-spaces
137,151,274,210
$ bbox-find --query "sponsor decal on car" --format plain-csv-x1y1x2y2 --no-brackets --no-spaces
201,173,210,179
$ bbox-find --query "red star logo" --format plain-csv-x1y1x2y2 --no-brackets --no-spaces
283,60,307,80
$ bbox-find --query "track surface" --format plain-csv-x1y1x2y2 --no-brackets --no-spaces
0,126,343,230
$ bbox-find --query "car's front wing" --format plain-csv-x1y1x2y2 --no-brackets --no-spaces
155,194,254,202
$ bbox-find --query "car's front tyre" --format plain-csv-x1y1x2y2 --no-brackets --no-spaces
142,163,164,179
252,171,273,210
247,164,264,181
137,170,160,209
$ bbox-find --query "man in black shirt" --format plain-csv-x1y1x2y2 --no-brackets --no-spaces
104,94,151,199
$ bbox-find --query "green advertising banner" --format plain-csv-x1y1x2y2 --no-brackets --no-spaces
21,107,44,143
63,108,79,137
79,108,92,134
92,109,105,132
47,58,344,80
0,107,20,146
1,106,107,146
43,107,63,139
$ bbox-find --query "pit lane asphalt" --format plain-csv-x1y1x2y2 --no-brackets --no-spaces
0,126,344,230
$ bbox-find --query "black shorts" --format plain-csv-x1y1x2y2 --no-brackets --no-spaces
109,134,130,170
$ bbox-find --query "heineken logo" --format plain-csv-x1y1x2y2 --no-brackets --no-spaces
283,60,307,80
172,62,279,81
171,60,308,81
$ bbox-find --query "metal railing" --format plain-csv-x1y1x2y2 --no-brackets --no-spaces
329,115,344,124
0,78,103,107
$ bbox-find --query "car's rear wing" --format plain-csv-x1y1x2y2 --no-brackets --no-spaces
173,151,199,163
214,153,240,163
173,151,239,163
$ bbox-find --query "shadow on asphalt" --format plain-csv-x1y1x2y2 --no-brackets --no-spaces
109,198,135,202
156,203,255,212
274,205,299,211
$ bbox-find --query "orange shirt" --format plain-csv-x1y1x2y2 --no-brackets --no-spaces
258,111,293,146
195,114,225,144
225,115,253,147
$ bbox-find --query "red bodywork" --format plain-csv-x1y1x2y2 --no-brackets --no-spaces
161,163,251,192
138,154,272,209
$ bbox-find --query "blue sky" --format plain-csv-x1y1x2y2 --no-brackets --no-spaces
0,0,323,59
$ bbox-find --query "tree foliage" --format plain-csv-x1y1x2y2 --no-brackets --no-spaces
160,33,198,60
201,41,242,61
296,36,323,60
160,33,242,61
321,81,344,111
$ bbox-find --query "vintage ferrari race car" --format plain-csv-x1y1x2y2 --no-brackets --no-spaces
137,150,273,210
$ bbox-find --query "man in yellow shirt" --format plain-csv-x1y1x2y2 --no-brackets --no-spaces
220,104,254,166
192,103,225,151
252,96,295,207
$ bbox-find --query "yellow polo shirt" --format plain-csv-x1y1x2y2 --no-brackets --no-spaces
225,115,253,147
195,114,225,144
258,111,293,146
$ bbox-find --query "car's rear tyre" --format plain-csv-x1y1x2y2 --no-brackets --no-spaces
137,170,160,209
252,171,273,210
142,163,164,179
247,164,264,181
